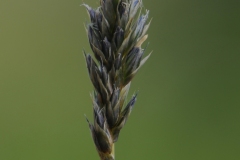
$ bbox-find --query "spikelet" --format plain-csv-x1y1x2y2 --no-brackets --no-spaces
83,0,151,159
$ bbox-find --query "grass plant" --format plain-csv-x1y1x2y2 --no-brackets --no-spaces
83,0,151,159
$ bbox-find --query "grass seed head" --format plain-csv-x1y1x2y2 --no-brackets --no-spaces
83,0,151,159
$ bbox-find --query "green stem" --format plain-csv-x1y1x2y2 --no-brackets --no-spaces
111,144,115,159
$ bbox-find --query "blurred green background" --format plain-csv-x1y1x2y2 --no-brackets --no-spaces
0,0,240,159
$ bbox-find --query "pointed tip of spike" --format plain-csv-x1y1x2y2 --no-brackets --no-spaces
84,114,89,122
80,0,85,6
132,94,137,101
82,49,87,56
134,90,139,97
80,2,88,8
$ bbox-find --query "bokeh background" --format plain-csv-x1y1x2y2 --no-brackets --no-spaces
1,0,240,159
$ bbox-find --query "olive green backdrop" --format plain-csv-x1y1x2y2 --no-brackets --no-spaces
0,0,239,159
